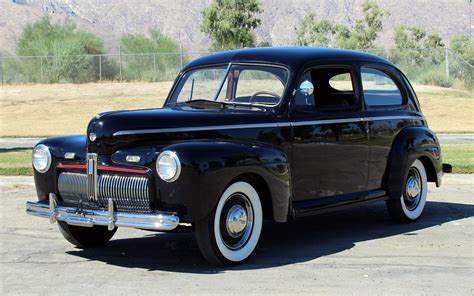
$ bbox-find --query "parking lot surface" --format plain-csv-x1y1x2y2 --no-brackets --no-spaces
1,175,472,295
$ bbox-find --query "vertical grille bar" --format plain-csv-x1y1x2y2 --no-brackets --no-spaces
58,172,151,213
87,153,98,202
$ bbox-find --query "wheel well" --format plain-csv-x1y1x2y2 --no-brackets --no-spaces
232,173,273,221
418,156,437,183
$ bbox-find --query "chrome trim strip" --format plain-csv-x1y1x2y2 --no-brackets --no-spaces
291,115,424,127
113,115,425,136
26,200,180,231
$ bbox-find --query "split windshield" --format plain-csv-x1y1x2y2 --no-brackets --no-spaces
168,64,289,108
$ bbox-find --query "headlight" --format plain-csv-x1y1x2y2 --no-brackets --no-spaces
156,150,181,182
32,144,52,173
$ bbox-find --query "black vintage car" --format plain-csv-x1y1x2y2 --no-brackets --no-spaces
27,48,451,265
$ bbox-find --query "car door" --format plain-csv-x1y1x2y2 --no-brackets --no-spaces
360,65,425,191
291,64,370,205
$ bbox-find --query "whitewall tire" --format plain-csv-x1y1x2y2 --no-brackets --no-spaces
195,181,263,265
387,159,428,223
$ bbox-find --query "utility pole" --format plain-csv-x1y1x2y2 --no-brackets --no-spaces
99,54,102,81
445,46,450,82
119,46,123,81
180,43,184,68
470,0,472,40
40,56,44,83
1,55,4,85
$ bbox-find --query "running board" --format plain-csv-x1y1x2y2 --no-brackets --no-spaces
292,189,388,218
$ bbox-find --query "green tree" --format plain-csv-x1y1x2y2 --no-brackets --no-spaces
296,16,337,47
393,26,444,65
450,34,474,65
15,17,111,83
295,0,384,49
201,0,263,51
394,26,444,49
349,0,385,49
120,29,182,81
449,35,474,88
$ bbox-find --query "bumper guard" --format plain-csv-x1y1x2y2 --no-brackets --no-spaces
26,193,179,231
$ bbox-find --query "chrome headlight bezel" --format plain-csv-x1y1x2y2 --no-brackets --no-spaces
32,144,52,173
156,150,181,182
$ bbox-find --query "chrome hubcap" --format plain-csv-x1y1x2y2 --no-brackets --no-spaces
220,193,254,250
406,177,420,198
226,205,248,238
404,167,422,211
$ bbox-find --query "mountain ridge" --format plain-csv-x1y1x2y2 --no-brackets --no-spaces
1,0,472,55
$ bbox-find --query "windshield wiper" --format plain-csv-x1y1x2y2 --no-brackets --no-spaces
175,99,267,111
183,99,221,104
179,99,225,108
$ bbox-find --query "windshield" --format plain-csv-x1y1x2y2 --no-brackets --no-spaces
168,64,288,107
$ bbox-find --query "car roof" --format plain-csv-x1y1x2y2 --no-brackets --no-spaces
183,47,391,71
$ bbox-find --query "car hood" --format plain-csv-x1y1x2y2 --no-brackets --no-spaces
87,105,278,153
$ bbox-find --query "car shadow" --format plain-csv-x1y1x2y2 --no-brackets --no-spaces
66,200,473,273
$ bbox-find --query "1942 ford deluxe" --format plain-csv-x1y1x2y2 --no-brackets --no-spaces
27,48,451,265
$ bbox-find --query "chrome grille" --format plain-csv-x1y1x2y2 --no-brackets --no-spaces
58,172,151,213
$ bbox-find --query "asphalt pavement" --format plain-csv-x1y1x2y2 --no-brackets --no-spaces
0,174,472,295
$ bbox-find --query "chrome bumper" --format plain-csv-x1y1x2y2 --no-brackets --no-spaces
26,193,179,231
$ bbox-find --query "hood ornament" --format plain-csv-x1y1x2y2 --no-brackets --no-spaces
89,133,97,142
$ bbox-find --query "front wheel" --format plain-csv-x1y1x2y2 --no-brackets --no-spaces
195,181,263,266
386,159,428,223
58,221,117,248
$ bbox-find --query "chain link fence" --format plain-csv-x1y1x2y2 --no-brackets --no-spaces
0,48,472,89
363,48,473,89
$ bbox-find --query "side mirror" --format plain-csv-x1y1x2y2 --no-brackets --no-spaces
297,80,314,96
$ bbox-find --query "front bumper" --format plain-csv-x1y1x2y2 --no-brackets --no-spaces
26,193,180,231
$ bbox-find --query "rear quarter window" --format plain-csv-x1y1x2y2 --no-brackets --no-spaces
361,67,403,106
328,73,353,91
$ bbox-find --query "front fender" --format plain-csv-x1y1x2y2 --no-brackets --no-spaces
386,126,442,199
33,135,86,200
156,140,290,223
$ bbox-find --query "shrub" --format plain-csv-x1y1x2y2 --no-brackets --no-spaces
418,67,453,88
14,17,116,83
120,30,183,81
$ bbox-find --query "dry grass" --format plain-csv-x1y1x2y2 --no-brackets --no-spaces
414,85,473,133
0,82,171,136
0,82,472,136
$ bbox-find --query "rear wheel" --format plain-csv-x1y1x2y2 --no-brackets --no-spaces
195,181,263,266
58,222,117,248
386,159,428,223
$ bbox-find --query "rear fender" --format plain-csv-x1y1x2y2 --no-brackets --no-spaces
386,126,442,199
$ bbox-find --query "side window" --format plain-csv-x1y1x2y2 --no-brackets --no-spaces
295,67,356,109
361,67,403,106
328,73,353,91
234,69,285,104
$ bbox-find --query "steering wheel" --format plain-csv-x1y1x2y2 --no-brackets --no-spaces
249,91,281,103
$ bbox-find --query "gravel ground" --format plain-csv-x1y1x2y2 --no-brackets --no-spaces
0,175,472,295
